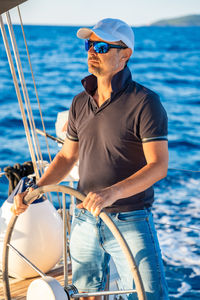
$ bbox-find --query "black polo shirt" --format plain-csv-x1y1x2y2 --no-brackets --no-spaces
67,66,168,212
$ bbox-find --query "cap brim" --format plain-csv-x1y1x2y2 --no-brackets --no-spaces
77,28,120,43
77,28,93,39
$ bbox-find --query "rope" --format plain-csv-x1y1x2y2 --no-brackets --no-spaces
6,12,43,179
5,10,58,205
17,6,52,163
17,6,63,207
3,161,34,195
168,168,200,173
155,222,200,233
0,15,39,180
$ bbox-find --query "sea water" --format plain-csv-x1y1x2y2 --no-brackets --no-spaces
0,25,200,299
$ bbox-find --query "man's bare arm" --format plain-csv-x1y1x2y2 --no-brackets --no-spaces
37,138,79,187
78,140,168,216
113,140,168,198
12,138,79,215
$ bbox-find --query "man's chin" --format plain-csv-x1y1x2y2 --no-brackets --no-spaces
88,65,101,76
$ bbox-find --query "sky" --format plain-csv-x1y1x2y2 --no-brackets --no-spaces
7,0,200,26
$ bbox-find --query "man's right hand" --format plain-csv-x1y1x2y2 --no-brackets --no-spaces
11,187,34,216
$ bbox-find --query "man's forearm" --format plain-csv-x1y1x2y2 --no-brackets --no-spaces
12,149,78,216
112,140,169,200
111,161,168,200
37,152,77,187
77,161,168,216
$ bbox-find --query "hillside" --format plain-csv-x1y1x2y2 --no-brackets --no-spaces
150,14,200,26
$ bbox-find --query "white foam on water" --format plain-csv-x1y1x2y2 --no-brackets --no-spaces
154,174,200,280
173,282,191,298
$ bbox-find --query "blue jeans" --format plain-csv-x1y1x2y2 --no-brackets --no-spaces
70,208,169,300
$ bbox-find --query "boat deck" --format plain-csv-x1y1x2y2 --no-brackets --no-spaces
0,265,71,299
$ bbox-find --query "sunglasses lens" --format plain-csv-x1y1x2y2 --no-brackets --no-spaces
85,40,110,53
94,42,109,53
85,40,90,51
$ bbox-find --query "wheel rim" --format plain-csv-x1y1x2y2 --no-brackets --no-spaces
2,184,146,300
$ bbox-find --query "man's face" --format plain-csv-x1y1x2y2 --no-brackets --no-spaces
87,33,130,78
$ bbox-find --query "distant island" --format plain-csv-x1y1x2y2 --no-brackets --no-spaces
150,14,200,26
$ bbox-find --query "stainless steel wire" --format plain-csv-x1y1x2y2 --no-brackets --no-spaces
8,243,46,278
0,15,39,180
6,11,43,179
63,192,68,288
17,6,52,163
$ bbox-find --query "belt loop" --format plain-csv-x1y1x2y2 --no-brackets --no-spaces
76,208,85,217
146,207,151,213
115,212,119,220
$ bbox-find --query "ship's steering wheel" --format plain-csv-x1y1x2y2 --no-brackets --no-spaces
2,185,146,300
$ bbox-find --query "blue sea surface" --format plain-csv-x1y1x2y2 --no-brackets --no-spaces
0,25,200,299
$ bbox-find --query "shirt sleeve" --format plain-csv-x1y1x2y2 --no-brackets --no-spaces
66,98,79,142
139,94,168,143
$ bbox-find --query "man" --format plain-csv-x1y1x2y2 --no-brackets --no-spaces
13,18,169,299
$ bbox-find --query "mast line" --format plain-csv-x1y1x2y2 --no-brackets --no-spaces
6,11,43,178
17,6,52,162
0,15,39,180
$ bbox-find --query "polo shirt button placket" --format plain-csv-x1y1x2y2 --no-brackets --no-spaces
93,105,98,113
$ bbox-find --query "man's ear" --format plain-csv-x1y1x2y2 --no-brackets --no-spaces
124,48,132,60
120,48,132,66
120,48,132,60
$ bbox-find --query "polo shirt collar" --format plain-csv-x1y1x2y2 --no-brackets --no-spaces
81,66,132,97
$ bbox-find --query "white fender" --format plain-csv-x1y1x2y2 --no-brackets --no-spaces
27,276,68,300
0,199,63,279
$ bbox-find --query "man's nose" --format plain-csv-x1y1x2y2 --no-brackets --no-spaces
88,45,96,54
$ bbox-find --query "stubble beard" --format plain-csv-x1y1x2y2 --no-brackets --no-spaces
88,62,104,76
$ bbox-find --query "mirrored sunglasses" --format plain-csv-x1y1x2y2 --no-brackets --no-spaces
85,40,127,54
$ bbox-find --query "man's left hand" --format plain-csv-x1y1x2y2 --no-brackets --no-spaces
77,188,117,217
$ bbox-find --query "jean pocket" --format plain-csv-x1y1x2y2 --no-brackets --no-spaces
73,208,85,219
73,208,96,224
115,210,149,223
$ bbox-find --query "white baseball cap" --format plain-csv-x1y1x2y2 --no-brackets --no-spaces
77,18,134,53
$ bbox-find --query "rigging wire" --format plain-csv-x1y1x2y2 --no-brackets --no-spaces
20,5,63,205
36,128,200,173
17,6,52,163
0,15,39,180
6,12,43,178
168,168,200,173
155,222,200,233
5,9,62,206
17,6,62,207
